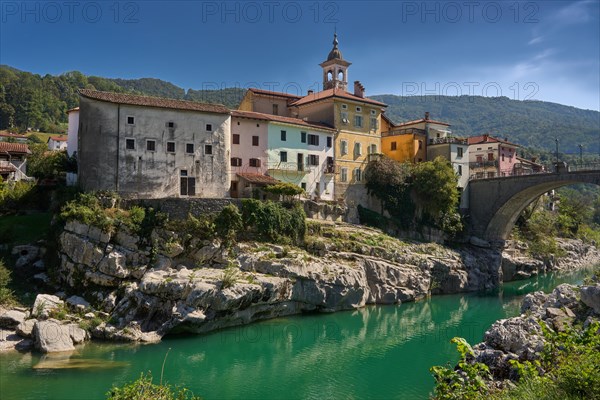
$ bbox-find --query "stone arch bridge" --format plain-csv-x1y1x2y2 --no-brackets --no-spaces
467,166,600,244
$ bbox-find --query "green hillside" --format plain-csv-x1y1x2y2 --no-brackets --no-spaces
0,65,597,154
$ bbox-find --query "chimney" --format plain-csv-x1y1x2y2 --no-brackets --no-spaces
307,89,314,95
504,137,508,142
483,133,489,141
424,112,430,120
354,81,365,98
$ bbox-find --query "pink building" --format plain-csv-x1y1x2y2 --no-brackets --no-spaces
468,134,519,178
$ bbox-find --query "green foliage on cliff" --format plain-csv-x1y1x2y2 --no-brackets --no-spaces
240,199,306,245
214,204,243,246
430,337,491,400
107,372,201,400
364,156,462,234
0,259,15,305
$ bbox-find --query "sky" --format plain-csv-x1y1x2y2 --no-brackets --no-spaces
1,0,599,110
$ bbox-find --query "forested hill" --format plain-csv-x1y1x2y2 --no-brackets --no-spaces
0,65,598,154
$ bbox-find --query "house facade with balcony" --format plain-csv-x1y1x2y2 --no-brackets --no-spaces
0,142,31,182
468,134,519,178
266,118,335,201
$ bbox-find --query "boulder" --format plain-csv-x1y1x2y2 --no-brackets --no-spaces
483,316,544,360
32,294,64,319
12,245,41,268
33,320,75,353
580,284,600,314
66,295,91,311
0,310,26,329
16,319,36,338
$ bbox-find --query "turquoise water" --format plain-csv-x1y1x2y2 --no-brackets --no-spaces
0,268,594,400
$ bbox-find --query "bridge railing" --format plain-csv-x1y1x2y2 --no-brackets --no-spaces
567,162,600,172
469,169,551,181
468,162,600,181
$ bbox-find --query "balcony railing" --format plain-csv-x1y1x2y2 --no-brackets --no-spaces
428,137,467,145
324,164,336,174
469,160,498,168
267,162,310,174
382,128,427,137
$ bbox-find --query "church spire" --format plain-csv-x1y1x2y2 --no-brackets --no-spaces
320,32,351,91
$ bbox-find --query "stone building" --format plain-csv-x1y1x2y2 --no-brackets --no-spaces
468,134,519,179
77,89,231,198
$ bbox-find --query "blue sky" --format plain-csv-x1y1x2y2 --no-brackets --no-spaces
1,0,599,110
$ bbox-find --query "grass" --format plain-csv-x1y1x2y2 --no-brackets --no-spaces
26,132,68,144
0,212,53,245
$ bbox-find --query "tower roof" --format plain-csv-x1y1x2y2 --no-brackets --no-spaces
326,33,344,61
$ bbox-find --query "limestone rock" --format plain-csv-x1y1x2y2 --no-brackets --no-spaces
0,309,26,329
66,295,91,311
114,230,139,250
16,319,36,338
33,320,75,353
97,248,130,278
483,317,544,360
12,245,41,268
580,284,600,314
32,294,64,319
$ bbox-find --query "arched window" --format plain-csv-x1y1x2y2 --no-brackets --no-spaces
327,71,333,81
338,69,344,81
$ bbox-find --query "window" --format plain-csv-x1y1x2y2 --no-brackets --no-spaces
354,115,363,128
204,145,213,155
180,174,196,196
488,153,494,161
341,140,348,155
167,121,175,128
370,117,378,130
301,182,307,190
477,147,482,151
457,165,463,176
281,130,287,141
308,154,320,166
355,106,362,112
418,140,423,150
354,142,362,156
308,134,319,146
252,136,259,146
326,136,332,148
249,158,261,167
341,104,348,110
341,112,349,124
341,168,348,182
502,154,505,162
126,116,135,125
206,124,212,131
370,110,376,116
125,138,135,150
146,140,156,152
476,155,483,163
353,168,362,182
280,151,287,162
457,147,463,157
301,132,307,143
166,141,175,153
391,141,397,151
231,157,242,167
370,144,377,154
273,104,279,115
232,134,240,144
186,143,195,154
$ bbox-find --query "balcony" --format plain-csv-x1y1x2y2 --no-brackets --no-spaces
0,159,30,180
428,137,467,145
267,162,310,176
324,164,336,175
469,160,498,169
382,128,427,137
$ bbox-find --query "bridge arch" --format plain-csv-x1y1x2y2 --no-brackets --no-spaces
468,170,600,243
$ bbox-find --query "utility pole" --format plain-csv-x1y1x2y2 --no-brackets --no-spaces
555,138,559,169
579,144,583,165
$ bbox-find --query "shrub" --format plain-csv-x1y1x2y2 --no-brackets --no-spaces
220,264,239,289
214,204,243,246
106,372,201,400
241,199,306,245
0,260,15,305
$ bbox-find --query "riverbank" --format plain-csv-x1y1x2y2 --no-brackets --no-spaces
1,218,599,354
431,268,600,399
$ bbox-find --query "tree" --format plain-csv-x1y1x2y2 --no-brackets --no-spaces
263,182,304,203
411,157,460,224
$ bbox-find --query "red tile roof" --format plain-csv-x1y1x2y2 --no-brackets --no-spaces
232,110,335,131
468,134,519,147
48,136,67,142
0,165,16,173
0,132,27,139
248,88,302,100
79,89,230,114
236,173,280,185
0,142,31,154
289,88,387,107
395,117,450,127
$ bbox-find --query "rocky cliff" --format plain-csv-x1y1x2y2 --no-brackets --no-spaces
2,220,599,353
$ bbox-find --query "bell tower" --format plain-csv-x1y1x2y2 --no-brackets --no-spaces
320,33,351,91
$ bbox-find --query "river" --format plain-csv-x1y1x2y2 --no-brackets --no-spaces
0,267,595,400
